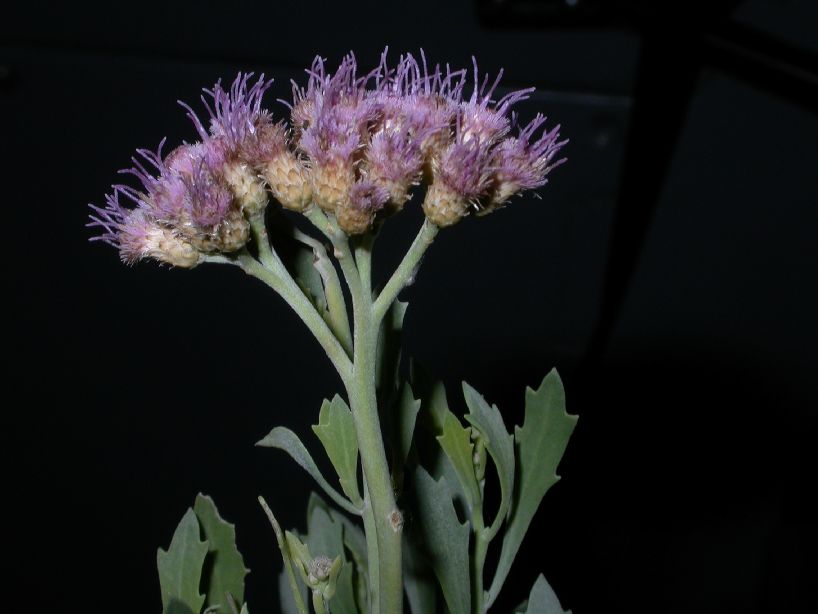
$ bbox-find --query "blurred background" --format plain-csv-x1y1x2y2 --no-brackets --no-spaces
3,0,817,612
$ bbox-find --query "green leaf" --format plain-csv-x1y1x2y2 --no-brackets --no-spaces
403,534,438,614
258,496,308,614
436,411,480,513
312,396,361,505
256,427,360,515
279,569,308,614
413,467,471,614
158,508,209,614
489,369,578,607
462,382,516,529
293,245,328,315
305,501,358,614
193,494,249,613
396,383,421,468
524,574,571,614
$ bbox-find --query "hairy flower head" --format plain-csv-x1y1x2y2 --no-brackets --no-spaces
91,49,566,263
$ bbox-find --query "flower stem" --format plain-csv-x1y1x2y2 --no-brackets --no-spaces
237,252,352,385
373,220,438,324
344,236,404,614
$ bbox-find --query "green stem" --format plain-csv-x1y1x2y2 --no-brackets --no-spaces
238,253,352,385
472,487,489,613
345,237,404,614
248,212,280,271
312,591,328,614
292,227,353,355
373,220,438,324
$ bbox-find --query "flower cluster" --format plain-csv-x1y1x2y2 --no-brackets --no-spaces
89,51,565,265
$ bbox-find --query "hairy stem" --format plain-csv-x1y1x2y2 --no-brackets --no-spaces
373,220,438,324
344,236,404,614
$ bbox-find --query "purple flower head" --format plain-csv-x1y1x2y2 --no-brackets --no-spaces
458,58,533,146
488,114,567,205
87,191,199,267
349,179,389,214
435,127,493,201
295,53,378,169
180,73,276,166
183,159,235,230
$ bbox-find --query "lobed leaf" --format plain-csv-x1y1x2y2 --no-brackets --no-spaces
436,411,481,513
157,508,209,614
193,494,249,613
413,467,471,614
462,382,516,531
312,395,362,504
488,369,578,607
524,574,571,614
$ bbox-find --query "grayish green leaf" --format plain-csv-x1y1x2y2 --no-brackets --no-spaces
258,496,308,614
193,494,249,613
279,569,307,614
436,411,480,513
462,382,515,530
396,383,421,467
488,369,578,608
414,467,471,614
312,396,361,504
256,427,360,515
524,574,571,614
293,246,328,314
158,508,208,614
403,534,437,614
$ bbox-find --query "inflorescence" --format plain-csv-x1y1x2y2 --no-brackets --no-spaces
89,50,566,267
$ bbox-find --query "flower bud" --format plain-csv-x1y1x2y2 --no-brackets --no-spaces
222,161,268,216
310,161,354,214
336,181,389,235
421,181,468,227
262,151,312,212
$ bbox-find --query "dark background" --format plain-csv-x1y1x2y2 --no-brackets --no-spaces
4,0,817,612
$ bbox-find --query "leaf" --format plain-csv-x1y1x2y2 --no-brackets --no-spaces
193,494,249,613
158,508,209,614
293,245,328,314
524,574,571,614
413,467,471,614
436,411,480,513
312,395,361,504
488,369,578,606
462,382,516,529
403,533,438,614
305,500,358,614
256,427,360,515
396,383,421,468
259,496,308,614
279,569,308,614
316,496,369,612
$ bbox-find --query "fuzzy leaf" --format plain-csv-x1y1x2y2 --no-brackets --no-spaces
462,382,515,528
158,508,208,614
414,467,471,614
403,533,438,614
279,569,308,614
293,247,328,314
436,411,480,512
396,383,421,467
524,574,571,614
193,494,249,613
256,427,360,515
312,396,361,504
489,370,578,606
